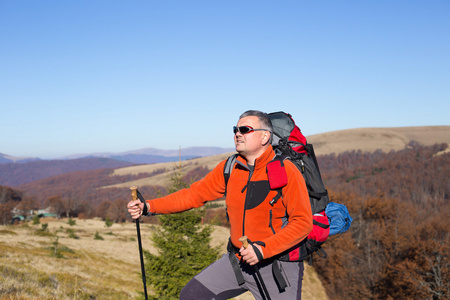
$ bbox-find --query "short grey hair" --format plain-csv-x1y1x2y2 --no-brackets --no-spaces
239,110,273,143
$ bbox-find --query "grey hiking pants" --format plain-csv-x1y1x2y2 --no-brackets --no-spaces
180,253,304,300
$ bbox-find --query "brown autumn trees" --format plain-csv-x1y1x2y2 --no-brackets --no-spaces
0,185,23,224
314,143,449,299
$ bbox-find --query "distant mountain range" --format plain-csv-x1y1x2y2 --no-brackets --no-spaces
0,147,235,165
0,147,235,186
0,153,41,164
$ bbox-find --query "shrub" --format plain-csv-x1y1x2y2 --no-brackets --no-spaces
32,214,40,225
105,217,113,227
94,231,103,240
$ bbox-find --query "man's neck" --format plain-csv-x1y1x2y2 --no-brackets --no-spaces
240,147,269,166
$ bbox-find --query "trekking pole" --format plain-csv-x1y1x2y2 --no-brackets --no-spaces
239,236,271,300
130,186,148,300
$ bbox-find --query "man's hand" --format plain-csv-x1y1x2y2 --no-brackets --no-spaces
127,200,145,219
240,243,264,266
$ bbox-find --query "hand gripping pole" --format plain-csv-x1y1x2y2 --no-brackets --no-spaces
130,186,148,300
239,236,271,300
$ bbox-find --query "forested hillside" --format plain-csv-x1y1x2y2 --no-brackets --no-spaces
0,157,134,186
1,142,448,298
4,165,210,223
313,142,449,299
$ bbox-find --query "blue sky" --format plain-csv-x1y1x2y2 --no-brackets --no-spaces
1,1,449,159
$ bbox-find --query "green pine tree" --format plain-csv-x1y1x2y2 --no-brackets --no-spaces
143,162,221,300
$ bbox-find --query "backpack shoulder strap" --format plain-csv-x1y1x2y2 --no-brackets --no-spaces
223,154,238,189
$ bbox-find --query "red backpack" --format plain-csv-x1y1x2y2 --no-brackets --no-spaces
268,112,330,263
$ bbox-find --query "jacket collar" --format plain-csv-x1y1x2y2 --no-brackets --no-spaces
236,146,275,171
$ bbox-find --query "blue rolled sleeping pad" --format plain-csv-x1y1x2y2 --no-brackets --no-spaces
325,202,353,236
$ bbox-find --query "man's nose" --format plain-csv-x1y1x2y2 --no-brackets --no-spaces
235,131,244,138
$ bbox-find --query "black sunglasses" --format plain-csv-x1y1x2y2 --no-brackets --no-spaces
233,126,268,135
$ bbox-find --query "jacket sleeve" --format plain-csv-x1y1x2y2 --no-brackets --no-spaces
146,160,227,214
261,160,313,259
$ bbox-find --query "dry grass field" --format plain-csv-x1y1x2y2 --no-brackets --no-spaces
307,125,450,156
0,218,328,300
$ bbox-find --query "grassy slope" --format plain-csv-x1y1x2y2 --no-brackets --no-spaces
0,218,327,300
1,218,149,299
307,125,450,155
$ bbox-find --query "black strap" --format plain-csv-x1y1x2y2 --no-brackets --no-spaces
136,189,149,216
313,219,330,229
253,242,265,262
307,247,328,266
269,190,282,206
272,260,287,291
308,253,314,266
227,239,245,285
318,247,327,259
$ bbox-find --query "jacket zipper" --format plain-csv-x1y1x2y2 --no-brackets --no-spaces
242,164,254,237
269,210,275,234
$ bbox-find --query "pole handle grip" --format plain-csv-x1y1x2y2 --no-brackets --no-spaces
130,186,138,201
239,236,249,249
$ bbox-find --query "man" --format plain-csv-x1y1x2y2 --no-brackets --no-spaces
127,110,312,299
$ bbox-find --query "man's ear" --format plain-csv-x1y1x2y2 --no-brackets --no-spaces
262,131,271,146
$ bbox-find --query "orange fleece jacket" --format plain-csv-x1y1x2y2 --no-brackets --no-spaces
146,146,313,260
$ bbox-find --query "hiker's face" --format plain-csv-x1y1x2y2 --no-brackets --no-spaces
234,116,269,161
